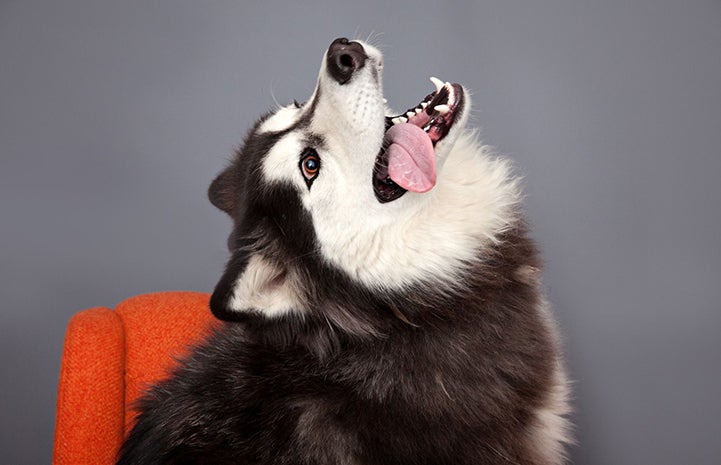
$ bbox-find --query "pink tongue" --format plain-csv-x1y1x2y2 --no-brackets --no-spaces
385,123,436,193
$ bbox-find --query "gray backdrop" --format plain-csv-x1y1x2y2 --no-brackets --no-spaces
1,1,720,464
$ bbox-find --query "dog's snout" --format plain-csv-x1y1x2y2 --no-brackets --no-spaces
327,38,366,85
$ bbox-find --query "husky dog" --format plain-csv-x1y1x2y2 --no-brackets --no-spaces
117,38,571,465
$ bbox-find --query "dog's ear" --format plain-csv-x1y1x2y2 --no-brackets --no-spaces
210,253,305,321
208,167,237,214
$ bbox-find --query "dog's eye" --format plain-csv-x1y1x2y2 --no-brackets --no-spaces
299,148,320,188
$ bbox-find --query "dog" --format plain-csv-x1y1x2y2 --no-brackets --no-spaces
117,37,571,465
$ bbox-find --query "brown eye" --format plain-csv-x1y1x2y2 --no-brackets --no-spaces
299,148,320,188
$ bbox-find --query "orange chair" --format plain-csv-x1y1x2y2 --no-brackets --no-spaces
52,291,218,465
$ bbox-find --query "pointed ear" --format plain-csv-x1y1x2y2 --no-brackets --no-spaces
210,254,305,321
208,167,237,214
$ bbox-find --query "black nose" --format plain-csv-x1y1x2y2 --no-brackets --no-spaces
326,38,367,85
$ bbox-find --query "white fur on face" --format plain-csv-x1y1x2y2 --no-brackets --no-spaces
261,131,308,195
257,104,302,134
260,41,521,292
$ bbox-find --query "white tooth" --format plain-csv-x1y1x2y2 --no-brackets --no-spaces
446,83,456,105
430,76,444,92
406,112,415,118
434,104,450,115
399,116,408,123
392,116,408,124
420,102,429,108
392,117,402,124
415,108,423,114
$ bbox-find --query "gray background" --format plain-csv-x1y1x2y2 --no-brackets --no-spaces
1,0,719,463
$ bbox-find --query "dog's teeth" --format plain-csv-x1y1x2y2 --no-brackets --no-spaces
392,117,408,125
430,76,444,92
420,102,429,109
406,112,415,118
415,108,423,114
399,116,408,123
446,83,456,106
434,104,450,115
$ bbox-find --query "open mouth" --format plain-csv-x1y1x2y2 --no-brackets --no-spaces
373,78,465,203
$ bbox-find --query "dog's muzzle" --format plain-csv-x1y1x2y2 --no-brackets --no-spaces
320,38,466,204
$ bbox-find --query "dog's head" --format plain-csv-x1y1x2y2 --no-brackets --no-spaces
209,38,515,322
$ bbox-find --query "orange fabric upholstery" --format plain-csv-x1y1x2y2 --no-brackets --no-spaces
53,291,217,465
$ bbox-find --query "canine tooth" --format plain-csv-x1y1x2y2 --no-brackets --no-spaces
430,76,444,92
434,104,450,115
